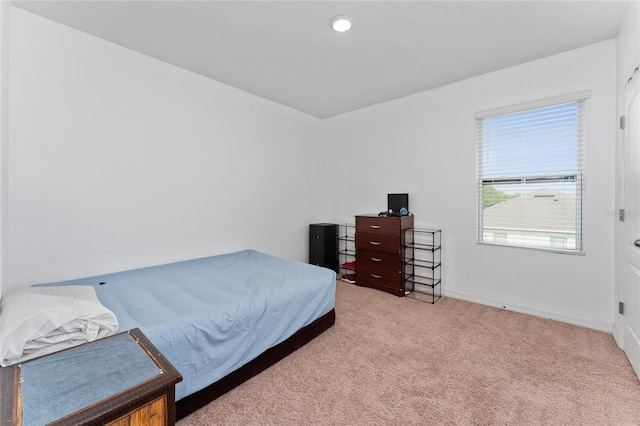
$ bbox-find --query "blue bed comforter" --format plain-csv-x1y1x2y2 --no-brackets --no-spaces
35,250,336,400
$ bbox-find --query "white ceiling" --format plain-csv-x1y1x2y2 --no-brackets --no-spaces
13,1,631,118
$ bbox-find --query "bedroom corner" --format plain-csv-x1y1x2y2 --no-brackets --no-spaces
6,7,324,290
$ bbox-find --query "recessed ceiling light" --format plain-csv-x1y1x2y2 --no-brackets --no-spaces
331,16,351,33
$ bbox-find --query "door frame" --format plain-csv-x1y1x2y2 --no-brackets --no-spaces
615,59,640,353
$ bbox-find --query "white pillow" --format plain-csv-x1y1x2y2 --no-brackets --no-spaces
0,286,118,366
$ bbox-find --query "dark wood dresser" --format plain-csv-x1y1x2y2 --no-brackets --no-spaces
355,214,414,296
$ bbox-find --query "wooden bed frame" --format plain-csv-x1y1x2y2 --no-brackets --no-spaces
175,308,336,420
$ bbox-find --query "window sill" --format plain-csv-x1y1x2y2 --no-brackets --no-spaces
476,241,586,256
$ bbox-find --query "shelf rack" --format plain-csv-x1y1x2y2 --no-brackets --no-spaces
338,223,356,276
404,228,441,304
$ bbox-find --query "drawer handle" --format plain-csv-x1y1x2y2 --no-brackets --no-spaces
371,257,382,262
369,241,381,246
371,274,383,279
370,225,381,229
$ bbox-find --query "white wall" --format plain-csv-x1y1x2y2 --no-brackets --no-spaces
8,8,323,288
0,1,10,298
323,41,617,330
614,1,640,345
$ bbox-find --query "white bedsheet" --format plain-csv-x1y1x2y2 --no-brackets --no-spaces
0,286,118,366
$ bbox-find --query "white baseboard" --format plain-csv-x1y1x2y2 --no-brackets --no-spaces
612,323,624,349
442,289,614,333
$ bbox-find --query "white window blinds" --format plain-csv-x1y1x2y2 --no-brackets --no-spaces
476,92,588,253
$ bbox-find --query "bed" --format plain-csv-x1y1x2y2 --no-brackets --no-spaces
11,249,336,420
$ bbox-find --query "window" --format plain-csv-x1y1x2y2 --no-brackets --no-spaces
475,92,588,253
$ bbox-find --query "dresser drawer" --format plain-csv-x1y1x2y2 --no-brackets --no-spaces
356,216,400,235
357,265,403,292
357,249,403,271
355,233,400,254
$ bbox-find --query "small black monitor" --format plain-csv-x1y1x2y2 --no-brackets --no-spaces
387,193,409,216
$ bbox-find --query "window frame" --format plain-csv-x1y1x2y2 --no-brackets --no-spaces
475,91,590,255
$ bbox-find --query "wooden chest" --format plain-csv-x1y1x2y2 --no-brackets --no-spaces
1,328,182,426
